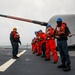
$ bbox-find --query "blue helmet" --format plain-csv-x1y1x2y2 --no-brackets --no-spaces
57,18,62,21
35,31,37,34
39,29,42,32
47,23,51,27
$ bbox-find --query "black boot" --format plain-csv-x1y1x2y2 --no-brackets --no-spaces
16,56,19,58
12,55,17,59
63,64,71,72
44,58,50,61
53,61,58,64
33,52,35,54
36,54,41,56
41,55,45,58
57,64,66,68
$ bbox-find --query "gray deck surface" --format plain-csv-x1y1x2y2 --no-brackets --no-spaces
0,48,75,75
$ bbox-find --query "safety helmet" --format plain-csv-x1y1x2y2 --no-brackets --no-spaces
35,31,37,34
56,18,62,21
47,23,51,27
13,27,17,30
39,29,42,32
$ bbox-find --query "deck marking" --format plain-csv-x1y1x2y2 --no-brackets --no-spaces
0,50,26,72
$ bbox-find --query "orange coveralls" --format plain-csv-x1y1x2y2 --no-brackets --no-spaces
36,32,42,55
46,27,58,62
31,38,37,54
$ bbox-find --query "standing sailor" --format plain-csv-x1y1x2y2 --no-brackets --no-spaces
10,27,21,59
54,18,72,71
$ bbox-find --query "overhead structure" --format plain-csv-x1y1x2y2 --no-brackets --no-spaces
0,14,48,26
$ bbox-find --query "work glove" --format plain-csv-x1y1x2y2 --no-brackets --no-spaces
55,36,60,38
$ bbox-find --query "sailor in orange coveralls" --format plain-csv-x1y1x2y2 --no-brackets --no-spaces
31,37,37,54
35,31,42,56
45,24,58,64
38,30,46,58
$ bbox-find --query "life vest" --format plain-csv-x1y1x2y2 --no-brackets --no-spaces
41,32,46,40
11,31,20,39
33,38,38,44
39,32,46,41
46,27,54,39
55,22,67,35
37,32,46,41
